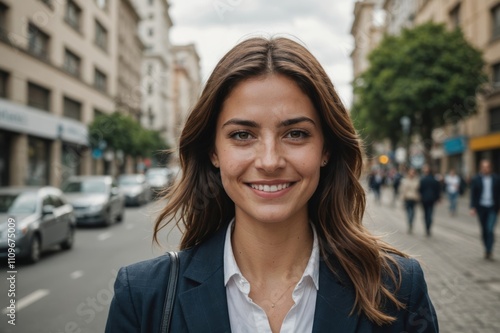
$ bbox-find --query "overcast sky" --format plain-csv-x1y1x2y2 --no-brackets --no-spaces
168,0,356,107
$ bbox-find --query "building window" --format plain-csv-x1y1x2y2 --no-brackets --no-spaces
493,5,500,39
147,63,153,75
148,14,154,19
149,0,153,5
490,107,500,132
148,84,153,95
27,136,50,186
63,96,82,120
64,48,81,77
28,23,50,60
449,4,460,29
148,28,154,36
148,107,155,127
493,63,500,87
65,0,81,31
95,20,108,51
0,70,8,98
0,3,7,35
94,68,107,92
28,82,50,111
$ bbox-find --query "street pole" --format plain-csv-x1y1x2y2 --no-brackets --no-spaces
400,116,411,168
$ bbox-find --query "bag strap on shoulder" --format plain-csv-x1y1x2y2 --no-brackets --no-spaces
160,251,179,333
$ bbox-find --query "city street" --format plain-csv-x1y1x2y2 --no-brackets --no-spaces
0,189,499,332
0,200,182,333
366,188,500,333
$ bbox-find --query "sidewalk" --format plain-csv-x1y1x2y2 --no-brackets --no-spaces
365,188,500,333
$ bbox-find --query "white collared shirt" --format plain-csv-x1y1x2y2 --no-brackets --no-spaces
224,219,320,333
480,175,494,207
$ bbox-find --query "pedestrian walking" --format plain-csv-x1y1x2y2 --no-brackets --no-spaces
444,168,460,216
105,37,438,333
368,169,384,203
400,168,420,234
390,167,403,206
470,159,500,260
419,164,441,236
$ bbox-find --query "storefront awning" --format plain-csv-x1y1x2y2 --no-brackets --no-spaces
469,132,500,151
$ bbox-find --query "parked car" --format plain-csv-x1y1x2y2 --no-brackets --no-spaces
62,176,125,227
118,174,151,206
0,186,76,263
145,168,170,197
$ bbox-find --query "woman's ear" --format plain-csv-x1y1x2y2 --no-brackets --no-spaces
321,150,330,167
210,151,220,168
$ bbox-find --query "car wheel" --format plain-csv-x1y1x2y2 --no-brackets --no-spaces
61,227,74,250
28,235,41,263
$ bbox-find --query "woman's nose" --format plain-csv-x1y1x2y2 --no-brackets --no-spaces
254,139,286,173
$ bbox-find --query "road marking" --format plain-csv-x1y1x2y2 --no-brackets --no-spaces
97,232,112,241
70,270,83,279
2,289,50,314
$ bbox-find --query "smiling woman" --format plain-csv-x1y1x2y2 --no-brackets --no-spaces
105,37,438,333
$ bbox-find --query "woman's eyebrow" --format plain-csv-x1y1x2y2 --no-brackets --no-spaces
279,117,316,127
222,117,316,128
222,119,259,128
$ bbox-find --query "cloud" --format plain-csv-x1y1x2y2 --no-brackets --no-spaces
169,0,355,106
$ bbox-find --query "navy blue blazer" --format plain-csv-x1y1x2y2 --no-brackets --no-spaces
470,174,500,211
105,227,438,332
419,175,441,204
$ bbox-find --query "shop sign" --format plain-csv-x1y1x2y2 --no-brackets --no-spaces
0,99,88,146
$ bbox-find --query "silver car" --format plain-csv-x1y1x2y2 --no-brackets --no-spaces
0,186,76,263
146,168,170,197
118,174,151,206
62,176,125,227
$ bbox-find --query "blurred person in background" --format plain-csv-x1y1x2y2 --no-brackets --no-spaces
391,167,403,206
470,159,500,260
444,168,460,216
105,37,437,333
419,164,441,237
400,168,420,234
368,169,384,203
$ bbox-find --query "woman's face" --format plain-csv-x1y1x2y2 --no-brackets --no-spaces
211,74,329,225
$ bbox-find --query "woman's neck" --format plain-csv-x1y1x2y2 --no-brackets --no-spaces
231,213,313,284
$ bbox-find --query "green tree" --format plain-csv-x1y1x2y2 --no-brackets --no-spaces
88,112,169,159
352,22,486,160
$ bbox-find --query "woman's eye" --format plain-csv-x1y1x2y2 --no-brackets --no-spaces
231,132,252,140
287,130,309,139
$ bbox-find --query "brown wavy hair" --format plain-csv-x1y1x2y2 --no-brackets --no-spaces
154,36,408,325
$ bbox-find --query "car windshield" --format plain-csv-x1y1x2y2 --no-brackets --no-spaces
119,176,142,186
62,180,107,194
146,170,167,179
0,192,37,214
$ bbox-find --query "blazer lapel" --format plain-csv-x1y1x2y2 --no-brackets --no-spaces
179,227,232,333
312,259,361,333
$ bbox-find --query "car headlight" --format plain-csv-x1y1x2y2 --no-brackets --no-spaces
17,226,28,236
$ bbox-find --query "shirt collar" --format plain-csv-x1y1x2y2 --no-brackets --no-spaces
223,218,320,290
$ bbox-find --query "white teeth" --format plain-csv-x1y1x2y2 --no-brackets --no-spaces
250,183,291,192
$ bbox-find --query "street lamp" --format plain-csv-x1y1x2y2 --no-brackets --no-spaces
400,116,411,166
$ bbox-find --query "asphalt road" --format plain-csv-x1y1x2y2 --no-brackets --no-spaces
0,200,182,333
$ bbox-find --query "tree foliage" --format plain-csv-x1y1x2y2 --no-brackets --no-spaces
352,22,486,158
88,112,168,158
